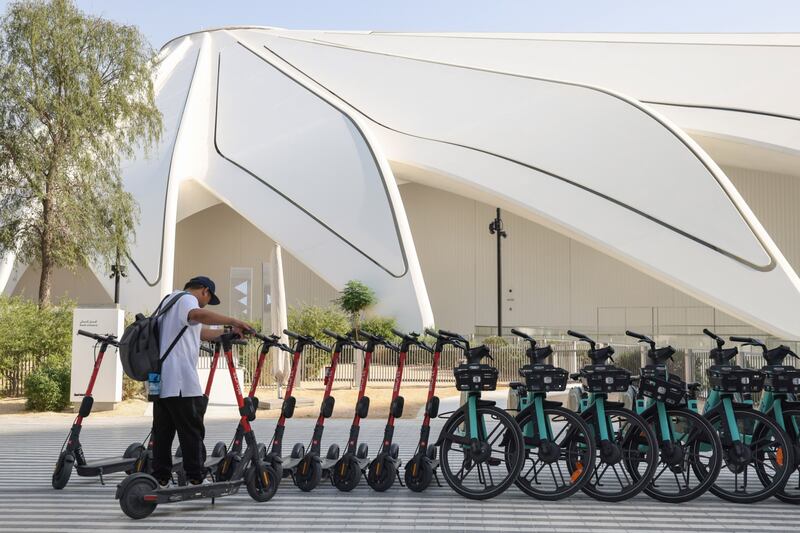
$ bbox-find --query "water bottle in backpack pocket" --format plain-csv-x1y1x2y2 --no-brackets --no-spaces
147,372,161,401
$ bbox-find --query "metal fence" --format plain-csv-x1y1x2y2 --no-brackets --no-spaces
0,355,36,397
231,340,651,389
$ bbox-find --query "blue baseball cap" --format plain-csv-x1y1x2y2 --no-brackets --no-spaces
185,276,220,305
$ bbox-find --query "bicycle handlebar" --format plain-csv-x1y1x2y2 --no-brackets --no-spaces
510,328,532,341
730,336,767,352
567,330,596,349
703,328,726,349
77,330,119,346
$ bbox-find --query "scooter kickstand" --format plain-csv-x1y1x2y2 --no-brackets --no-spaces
98,469,105,486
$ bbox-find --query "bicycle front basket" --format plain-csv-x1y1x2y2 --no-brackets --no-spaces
519,364,568,392
763,365,800,393
454,363,499,392
707,366,765,393
639,373,686,406
580,365,631,393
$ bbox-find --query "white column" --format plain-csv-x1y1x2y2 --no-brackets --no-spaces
71,306,125,410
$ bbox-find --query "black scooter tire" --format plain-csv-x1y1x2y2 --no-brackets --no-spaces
211,441,227,458
404,455,433,492
123,442,144,475
245,462,279,502
367,453,397,492
52,451,74,490
294,456,321,492
332,454,362,492
118,473,158,520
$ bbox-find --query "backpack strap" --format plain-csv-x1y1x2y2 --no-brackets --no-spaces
160,325,188,363
156,291,191,366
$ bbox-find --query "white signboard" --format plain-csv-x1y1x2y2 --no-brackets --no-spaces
70,307,125,407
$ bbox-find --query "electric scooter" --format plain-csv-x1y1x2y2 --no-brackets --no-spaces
404,329,442,492
290,329,359,491
265,330,331,480
330,330,383,491
205,333,291,482
167,342,229,482
366,330,416,491
116,332,280,519
52,330,144,489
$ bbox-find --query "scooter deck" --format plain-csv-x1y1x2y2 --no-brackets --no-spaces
171,455,225,470
143,479,244,503
279,455,302,475
76,456,137,476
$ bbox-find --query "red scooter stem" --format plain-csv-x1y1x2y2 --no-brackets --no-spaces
316,349,341,426
276,350,302,427
74,344,109,426
248,348,268,398
224,346,252,433
204,343,221,398
386,350,407,427
421,350,442,429
351,349,373,429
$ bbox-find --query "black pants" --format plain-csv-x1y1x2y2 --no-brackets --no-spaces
152,395,207,483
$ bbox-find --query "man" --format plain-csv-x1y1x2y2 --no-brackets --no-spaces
151,275,254,486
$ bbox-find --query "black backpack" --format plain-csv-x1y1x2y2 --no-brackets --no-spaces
119,292,190,381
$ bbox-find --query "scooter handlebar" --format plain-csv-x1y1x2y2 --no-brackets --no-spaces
77,330,119,346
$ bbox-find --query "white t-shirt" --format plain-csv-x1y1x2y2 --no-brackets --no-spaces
157,291,203,398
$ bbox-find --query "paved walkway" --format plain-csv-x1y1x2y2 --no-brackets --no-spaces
1,415,798,532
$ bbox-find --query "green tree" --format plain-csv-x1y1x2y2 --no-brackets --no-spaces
335,280,376,339
0,295,73,396
0,0,162,306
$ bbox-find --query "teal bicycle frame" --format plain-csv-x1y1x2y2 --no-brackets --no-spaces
519,390,555,444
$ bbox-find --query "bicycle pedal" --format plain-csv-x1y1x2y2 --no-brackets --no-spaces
487,458,501,466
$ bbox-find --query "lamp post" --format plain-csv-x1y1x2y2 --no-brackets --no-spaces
488,208,507,337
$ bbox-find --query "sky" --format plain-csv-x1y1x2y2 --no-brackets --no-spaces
1,0,799,49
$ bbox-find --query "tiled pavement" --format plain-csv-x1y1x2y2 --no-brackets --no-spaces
1,415,798,532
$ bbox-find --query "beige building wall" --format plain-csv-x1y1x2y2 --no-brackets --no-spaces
10,165,797,347
172,203,339,322
397,164,800,343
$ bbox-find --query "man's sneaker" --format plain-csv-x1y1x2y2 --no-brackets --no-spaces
157,478,173,489
189,477,213,487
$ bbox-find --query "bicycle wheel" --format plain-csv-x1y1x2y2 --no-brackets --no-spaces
439,405,523,500
634,407,722,503
706,407,793,503
762,408,800,504
577,406,659,502
510,405,595,500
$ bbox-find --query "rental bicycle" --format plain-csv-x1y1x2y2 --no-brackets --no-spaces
624,330,722,503
726,334,800,504
507,328,595,500
568,330,659,501
430,329,524,500
701,329,794,503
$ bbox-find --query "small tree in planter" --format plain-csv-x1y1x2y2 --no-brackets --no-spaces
335,280,376,340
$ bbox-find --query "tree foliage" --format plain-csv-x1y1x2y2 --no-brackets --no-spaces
0,0,162,305
335,280,376,337
0,295,73,395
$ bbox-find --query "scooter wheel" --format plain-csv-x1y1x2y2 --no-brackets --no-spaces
256,442,267,461
118,473,158,520
405,455,433,492
426,446,437,460
211,441,227,458
367,454,397,492
294,456,321,492
388,443,400,460
290,443,305,459
123,442,144,475
245,462,279,502
356,442,369,460
326,443,340,460
216,451,241,482
52,452,74,490
332,455,362,492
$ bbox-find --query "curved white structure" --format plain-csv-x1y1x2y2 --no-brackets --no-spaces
3,29,799,338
